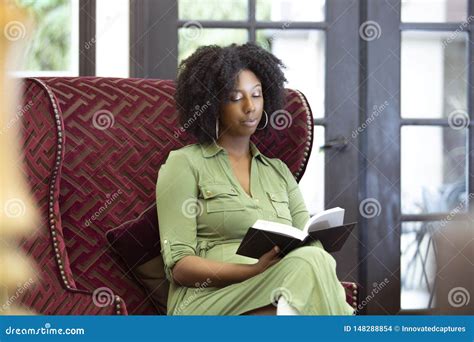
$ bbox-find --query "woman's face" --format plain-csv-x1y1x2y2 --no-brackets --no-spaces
219,69,264,138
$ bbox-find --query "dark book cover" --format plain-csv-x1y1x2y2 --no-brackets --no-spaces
236,222,357,259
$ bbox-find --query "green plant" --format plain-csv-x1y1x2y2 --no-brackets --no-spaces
16,0,71,71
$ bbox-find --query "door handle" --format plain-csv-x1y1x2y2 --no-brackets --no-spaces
320,136,348,151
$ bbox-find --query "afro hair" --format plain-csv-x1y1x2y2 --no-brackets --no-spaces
174,42,287,144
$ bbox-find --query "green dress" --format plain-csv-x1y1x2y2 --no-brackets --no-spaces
156,141,354,315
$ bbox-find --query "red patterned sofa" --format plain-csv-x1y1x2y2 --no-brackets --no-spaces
17,77,358,315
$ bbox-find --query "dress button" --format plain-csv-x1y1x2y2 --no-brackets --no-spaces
205,190,212,196
255,199,259,203
164,240,168,244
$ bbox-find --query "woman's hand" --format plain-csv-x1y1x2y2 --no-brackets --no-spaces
253,246,281,275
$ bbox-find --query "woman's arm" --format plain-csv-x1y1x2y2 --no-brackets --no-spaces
280,160,310,230
172,246,281,287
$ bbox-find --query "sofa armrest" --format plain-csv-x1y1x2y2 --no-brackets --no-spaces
18,281,127,315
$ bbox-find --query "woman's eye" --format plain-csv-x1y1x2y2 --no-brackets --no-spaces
230,93,242,101
230,91,261,101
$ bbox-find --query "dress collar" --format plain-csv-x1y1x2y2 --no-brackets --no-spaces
200,141,269,166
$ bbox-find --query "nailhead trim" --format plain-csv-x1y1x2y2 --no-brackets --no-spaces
351,283,358,309
31,78,71,290
114,296,123,315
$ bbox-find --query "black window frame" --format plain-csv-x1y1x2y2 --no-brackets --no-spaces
79,0,96,76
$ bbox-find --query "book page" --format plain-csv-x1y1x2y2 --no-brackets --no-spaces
253,220,307,241
303,207,345,234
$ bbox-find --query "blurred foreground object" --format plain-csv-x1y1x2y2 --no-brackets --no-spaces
0,0,38,315
434,204,474,314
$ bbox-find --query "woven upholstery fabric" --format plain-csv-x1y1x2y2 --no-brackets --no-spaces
17,79,123,315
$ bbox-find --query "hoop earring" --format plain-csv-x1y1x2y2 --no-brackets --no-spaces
257,110,269,130
215,119,219,140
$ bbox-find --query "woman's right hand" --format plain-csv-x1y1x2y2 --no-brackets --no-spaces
253,246,281,275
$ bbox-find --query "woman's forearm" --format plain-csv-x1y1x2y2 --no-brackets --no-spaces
171,255,259,288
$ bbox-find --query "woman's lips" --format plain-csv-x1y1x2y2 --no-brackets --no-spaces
242,119,257,127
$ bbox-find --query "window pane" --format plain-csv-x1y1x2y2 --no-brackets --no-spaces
401,126,467,214
401,221,438,309
15,0,79,76
178,0,248,21
178,29,247,63
96,0,129,77
256,29,325,118
256,0,325,22
401,31,468,118
401,0,467,22
300,126,325,215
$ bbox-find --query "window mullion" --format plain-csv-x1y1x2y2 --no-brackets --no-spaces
249,0,256,42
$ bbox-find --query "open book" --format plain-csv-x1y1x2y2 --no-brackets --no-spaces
236,207,356,259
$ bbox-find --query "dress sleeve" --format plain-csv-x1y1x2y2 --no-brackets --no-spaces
156,150,198,282
279,160,310,230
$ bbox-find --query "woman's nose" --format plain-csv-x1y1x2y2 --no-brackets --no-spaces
243,95,255,113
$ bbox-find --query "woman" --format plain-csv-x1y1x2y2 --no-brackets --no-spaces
156,42,354,315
